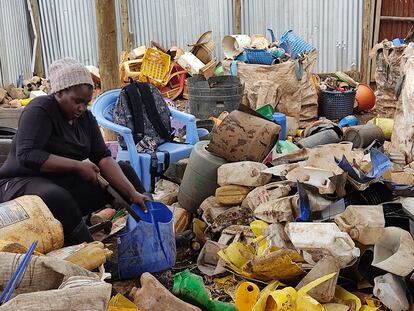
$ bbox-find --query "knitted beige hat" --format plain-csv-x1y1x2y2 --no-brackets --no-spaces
49,58,93,93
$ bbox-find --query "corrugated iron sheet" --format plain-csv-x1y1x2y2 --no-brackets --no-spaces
379,0,414,41
38,0,102,75
0,0,33,85
1,0,364,83
242,0,363,72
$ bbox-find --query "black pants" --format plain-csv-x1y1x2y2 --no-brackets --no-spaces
0,161,145,235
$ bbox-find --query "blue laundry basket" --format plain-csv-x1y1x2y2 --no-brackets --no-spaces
113,201,176,280
280,30,315,59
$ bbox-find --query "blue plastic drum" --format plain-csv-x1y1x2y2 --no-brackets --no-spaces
115,201,176,279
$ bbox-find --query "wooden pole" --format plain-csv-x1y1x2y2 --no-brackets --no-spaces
95,0,119,141
360,0,373,84
29,0,44,77
121,0,131,52
234,0,241,34
96,0,119,91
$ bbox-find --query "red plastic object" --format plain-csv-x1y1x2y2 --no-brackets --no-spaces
356,84,376,112
160,64,186,100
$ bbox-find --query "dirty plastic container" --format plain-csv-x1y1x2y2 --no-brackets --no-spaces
188,75,244,119
335,205,385,245
343,124,385,148
222,35,251,59
372,227,414,277
280,30,315,59
273,112,287,140
178,141,227,213
297,129,341,148
178,52,205,75
285,222,360,268
114,201,176,279
373,273,409,311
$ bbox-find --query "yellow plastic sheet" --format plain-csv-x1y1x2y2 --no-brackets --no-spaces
252,281,283,311
246,249,304,282
250,220,270,255
108,293,138,311
252,273,337,311
335,286,362,311
218,242,256,276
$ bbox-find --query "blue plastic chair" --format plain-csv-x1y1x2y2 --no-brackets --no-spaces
92,89,199,192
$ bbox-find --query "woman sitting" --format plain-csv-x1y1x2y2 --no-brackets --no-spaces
0,58,149,245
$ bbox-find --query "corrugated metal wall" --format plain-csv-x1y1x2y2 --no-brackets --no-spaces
0,0,363,84
242,0,363,72
0,0,33,86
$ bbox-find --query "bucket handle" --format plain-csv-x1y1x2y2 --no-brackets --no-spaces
267,28,276,43
230,61,238,76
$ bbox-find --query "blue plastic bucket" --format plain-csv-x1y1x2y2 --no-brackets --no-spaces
115,201,176,279
280,30,315,59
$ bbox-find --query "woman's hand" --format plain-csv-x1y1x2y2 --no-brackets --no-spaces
76,161,100,184
130,191,151,212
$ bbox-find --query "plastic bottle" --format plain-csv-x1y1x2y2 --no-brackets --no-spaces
65,241,113,270
173,269,237,311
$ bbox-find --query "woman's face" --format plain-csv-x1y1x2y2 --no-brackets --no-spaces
55,84,93,120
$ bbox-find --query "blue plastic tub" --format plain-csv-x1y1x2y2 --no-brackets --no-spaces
114,201,176,280
280,30,315,59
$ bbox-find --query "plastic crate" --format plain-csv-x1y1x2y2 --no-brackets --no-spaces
320,89,356,120
244,48,275,65
139,48,171,87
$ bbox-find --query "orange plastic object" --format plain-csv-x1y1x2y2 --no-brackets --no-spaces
139,48,171,87
120,59,143,83
356,84,376,112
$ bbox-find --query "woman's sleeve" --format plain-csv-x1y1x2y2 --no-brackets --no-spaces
89,114,111,164
15,107,52,170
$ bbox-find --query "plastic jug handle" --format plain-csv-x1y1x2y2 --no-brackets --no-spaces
334,232,351,241
335,216,353,231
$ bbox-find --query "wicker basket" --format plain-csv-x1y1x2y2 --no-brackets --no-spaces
320,89,356,120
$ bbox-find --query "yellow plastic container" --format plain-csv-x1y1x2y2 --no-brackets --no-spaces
235,282,260,311
215,185,250,206
65,241,113,270
370,117,393,140
120,59,143,83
